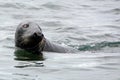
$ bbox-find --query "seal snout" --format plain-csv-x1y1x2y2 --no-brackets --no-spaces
33,32,43,38
32,32,43,40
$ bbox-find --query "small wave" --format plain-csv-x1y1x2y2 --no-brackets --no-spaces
41,2,62,10
78,41,120,51
101,25,120,29
12,14,33,20
95,66,118,70
41,21,63,27
102,8,120,15
0,3,21,9
0,2,42,10
15,62,44,68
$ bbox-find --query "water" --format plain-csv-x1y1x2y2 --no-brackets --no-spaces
0,0,120,80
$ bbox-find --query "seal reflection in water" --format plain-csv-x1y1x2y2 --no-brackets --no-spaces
15,21,76,60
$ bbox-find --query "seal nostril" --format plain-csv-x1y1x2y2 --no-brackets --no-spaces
33,33,38,37
23,24,29,28
41,34,43,37
33,32,42,37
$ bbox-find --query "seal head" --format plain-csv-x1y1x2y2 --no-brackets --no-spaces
15,21,45,54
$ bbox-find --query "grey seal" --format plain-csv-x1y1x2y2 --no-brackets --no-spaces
15,21,76,54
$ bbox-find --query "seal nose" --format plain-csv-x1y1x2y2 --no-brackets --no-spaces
33,32,43,38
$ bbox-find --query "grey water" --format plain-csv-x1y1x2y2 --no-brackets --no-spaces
0,0,120,80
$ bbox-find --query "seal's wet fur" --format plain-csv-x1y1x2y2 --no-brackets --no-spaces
15,21,76,54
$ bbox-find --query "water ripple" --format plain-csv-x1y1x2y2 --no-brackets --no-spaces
95,66,118,70
102,8,120,15
15,62,44,68
0,3,21,9
42,2,63,10
78,41,120,51
41,21,63,27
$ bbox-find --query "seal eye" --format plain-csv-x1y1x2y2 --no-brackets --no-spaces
23,24,29,28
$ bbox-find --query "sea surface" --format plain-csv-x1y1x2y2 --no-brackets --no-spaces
0,0,120,80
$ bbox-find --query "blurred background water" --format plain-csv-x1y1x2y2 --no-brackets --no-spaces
0,0,120,80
